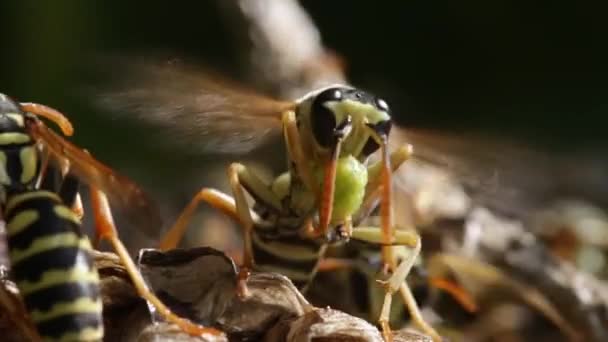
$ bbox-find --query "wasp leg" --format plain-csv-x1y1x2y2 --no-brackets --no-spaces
227,162,285,298
357,144,413,225
282,110,317,195
159,188,246,250
365,144,413,198
351,227,441,342
88,186,223,337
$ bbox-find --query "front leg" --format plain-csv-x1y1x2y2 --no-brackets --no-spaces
282,110,318,196
351,226,441,342
159,163,282,298
358,144,413,222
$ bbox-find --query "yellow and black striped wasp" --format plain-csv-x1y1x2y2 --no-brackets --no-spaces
95,59,443,341
0,93,222,341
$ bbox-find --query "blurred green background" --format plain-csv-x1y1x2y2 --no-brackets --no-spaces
2,1,606,144
0,1,606,243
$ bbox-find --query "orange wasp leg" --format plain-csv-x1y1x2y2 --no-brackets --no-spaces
88,185,223,337
282,110,318,196
159,188,243,251
429,277,478,313
226,163,282,298
160,163,283,299
317,139,343,237
351,228,440,342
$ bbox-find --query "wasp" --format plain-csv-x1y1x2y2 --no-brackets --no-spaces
0,93,222,341
99,60,438,341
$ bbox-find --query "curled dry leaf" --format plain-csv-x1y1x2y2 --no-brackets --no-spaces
137,247,313,339
137,322,228,342
277,307,383,342
217,272,312,337
138,247,238,326
265,307,431,342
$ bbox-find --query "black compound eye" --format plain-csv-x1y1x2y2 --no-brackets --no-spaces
361,120,392,157
310,87,344,148
361,138,380,157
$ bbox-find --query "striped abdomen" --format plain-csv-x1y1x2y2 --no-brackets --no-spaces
251,228,324,287
5,191,103,342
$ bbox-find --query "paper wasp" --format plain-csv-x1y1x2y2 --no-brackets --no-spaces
0,93,222,340
93,59,444,341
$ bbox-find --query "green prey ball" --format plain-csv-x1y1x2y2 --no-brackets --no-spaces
315,155,368,222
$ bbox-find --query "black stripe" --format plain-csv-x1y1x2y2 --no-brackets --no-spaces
40,163,63,192
252,234,320,276
36,312,102,340
59,174,80,207
11,247,94,283
23,281,100,313
7,201,82,251
3,146,30,191
254,229,321,250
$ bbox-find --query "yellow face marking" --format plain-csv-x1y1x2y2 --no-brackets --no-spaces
17,261,99,295
252,233,319,261
6,210,39,237
0,132,31,145
324,100,390,126
54,205,82,225
19,145,38,184
0,151,10,185
29,297,103,323
5,190,60,215
9,232,82,265
5,113,25,127
323,100,390,155
52,326,104,342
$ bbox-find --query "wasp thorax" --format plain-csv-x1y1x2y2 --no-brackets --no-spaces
309,86,392,157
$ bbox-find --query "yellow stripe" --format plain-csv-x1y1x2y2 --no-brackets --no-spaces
5,113,25,127
9,232,83,265
54,205,82,225
30,297,102,323
252,233,319,261
0,151,10,185
49,326,104,342
5,190,61,215
19,145,38,184
0,132,31,145
6,210,39,237
18,264,99,296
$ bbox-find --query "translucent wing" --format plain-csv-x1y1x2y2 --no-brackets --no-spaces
91,56,295,154
389,126,608,223
27,117,163,237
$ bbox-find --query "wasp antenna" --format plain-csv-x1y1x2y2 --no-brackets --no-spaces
20,102,74,136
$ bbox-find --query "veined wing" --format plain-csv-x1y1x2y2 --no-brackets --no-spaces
92,56,295,155
390,126,608,222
